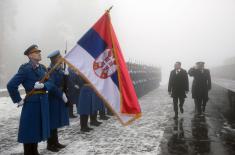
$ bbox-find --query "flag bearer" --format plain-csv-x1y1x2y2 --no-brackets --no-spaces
46,50,69,152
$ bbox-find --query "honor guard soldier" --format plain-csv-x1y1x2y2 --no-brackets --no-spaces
46,50,69,152
77,81,94,132
7,45,52,155
188,62,211,115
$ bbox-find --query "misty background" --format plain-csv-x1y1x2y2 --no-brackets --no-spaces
1,0,235,89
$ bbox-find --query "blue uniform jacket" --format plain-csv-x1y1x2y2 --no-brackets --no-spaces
76,76,93,115
47,66,69,129
7,61,53,143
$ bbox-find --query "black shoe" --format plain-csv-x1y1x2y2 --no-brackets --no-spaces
47,145,60,152
100,115,110,120
55,143,66,149
86,126,93,131
90,121,102,126
180,107,184,113
81,127,90,132
174,115,178,120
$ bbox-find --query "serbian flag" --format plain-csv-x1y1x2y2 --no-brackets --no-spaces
64,10,141,125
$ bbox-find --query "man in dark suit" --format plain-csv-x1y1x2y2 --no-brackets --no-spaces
188,62,211,115
168,62,189,119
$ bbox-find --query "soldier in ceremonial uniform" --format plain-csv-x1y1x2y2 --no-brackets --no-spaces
7,45,52,155
77,81,94,132
188,62,211,115
46,50,69,152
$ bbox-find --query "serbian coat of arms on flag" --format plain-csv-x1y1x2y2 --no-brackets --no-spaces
64,10,141,125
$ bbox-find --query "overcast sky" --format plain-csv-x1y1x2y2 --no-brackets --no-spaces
1,0,235,86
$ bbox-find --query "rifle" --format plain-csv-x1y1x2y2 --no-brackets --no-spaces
63,41,70,107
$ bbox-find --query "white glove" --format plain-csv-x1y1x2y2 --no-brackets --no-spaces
17,100,24,107
74,84,79,89
62,93,68,103
34,81,44,89
64,67,69,75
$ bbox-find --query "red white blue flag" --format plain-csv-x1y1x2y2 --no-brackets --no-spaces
64,11,141,125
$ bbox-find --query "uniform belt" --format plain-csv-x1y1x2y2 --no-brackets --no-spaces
27,90,47,95
84,83,92,86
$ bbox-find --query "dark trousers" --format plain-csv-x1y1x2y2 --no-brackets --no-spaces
194,98,207,114
23,143,39,155
173,97,185,116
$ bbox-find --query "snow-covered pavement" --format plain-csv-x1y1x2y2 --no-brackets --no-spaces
0,86,172,155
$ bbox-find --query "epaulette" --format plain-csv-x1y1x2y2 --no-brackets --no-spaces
40,64,47,71
19,62,29,68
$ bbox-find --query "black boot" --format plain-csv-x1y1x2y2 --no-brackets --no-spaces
47,129,59,152
23,143,33,155
80,115,92,132
99,110,110,120
54,129,66,149
32,143,40,155
90,112,102,126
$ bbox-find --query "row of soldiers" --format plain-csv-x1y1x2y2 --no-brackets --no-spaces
126,62,161,98
7,45,109,155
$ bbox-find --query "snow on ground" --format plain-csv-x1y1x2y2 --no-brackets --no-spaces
0,86,172,155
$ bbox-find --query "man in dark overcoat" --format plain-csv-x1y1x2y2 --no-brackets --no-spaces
168,62,189,119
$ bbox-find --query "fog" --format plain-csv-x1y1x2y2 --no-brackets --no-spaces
1,0,235,88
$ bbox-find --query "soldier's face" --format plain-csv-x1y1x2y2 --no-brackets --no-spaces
28,50,41,62
51,55,61,64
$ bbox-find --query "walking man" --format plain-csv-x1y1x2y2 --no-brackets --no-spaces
168,62,189,119
188,62,211,115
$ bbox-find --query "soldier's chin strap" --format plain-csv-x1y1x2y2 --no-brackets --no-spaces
23,58,64,102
